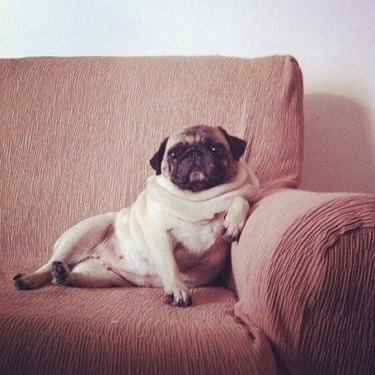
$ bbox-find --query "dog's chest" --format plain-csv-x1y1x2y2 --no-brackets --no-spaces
171,216,223,253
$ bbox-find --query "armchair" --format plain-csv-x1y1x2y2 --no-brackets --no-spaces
0,55,374,374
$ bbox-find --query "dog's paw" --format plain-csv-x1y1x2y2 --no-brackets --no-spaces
221,222,242,243
164,284,192,307
222,214,245,243
13,273,35,290
221,198,250,243
51,261,70,285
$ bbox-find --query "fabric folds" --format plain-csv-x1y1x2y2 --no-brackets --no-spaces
233,190,375,374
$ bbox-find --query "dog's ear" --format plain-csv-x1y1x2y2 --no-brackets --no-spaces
150,137,169,175
218,127,247,161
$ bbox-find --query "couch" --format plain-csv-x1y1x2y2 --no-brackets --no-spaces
0,55,374,375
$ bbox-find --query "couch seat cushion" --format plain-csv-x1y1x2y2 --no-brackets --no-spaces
0,276,276,375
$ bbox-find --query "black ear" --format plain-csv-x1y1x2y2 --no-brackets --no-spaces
149,137,169,175
218,127,247,161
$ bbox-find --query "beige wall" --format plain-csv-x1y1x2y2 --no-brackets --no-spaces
1,0,374,193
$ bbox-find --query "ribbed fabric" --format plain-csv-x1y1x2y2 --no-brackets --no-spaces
0,55,303,269
0,282,276,375
0,55,304,375
233,190,375,374
1,55,374,375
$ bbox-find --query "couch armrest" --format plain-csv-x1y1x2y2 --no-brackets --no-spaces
232,189,375,375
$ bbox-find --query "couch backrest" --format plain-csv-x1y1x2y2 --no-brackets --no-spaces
0,56,303,268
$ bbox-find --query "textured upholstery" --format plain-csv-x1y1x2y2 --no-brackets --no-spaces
0,55,302,375
0,283,276,374
1,55,374,375
0,55,303,269
233,190,375,374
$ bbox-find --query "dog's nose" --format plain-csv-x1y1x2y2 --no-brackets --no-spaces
187,148,203,159
187,149,203,167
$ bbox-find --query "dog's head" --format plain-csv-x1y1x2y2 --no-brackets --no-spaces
150,125,247,192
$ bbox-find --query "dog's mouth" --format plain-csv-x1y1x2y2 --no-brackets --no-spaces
170,166,227,192
189,171,205,183
185,171,212,192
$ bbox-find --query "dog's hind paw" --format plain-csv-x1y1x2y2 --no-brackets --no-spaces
51,261,70,285
13,273,35,290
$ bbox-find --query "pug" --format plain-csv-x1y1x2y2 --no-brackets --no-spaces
14,125,259,307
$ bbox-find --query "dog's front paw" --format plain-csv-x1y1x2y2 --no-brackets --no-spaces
222,213,245,243
164,283,192,307
51,261,70,285
221,221,242,243
222,198,250,243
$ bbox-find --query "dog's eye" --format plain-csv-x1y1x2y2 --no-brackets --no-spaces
168,148,183,160
209,143,225,154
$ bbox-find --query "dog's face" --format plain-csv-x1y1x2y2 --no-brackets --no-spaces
150,125,247,192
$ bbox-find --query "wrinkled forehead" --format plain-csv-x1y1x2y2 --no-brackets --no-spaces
167,125,228,149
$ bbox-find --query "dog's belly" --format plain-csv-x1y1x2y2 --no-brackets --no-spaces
84,237,162,287
105,207,162,287
93,208,228,288
171,217,229,286
176,241,229,287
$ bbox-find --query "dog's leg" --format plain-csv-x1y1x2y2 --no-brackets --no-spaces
13,263,52,290
222,196,250,243
51,212,116,265
13,213,116,290
147,231,192,307
51,259,130,288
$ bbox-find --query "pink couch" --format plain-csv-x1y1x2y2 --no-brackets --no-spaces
1,55,374,374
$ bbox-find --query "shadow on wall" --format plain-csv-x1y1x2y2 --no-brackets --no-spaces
301,94,375,194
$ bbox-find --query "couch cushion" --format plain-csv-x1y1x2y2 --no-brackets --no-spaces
0,55,303,269
0,278,276,375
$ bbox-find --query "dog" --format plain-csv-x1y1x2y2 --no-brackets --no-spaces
14,125,259,307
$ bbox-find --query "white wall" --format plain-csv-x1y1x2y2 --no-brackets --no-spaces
1,0,374,193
